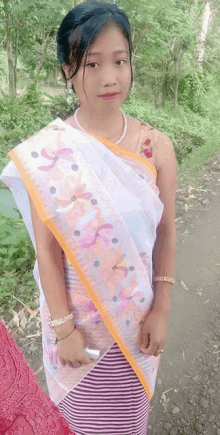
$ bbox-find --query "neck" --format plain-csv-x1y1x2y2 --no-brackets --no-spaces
76,106,123,136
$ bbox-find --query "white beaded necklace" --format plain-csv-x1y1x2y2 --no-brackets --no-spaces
74,108,127,145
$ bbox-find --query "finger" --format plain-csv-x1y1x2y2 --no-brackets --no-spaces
153,343,166,357
140,332,150,349
70,360,82,369
59,358,66,367
153,350,161,357
81,353,93,365
142,342,160,356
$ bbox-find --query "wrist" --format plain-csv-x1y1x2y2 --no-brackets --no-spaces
152,282,172,314
54,319,76,339
151,305,170,315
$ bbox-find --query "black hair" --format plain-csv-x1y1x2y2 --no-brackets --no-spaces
56,0,133,93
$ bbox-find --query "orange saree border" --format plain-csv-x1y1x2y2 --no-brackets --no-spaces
8,139,154,401
89,133,157,179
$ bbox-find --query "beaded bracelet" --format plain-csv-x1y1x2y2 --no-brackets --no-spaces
49,312,74,328
153,276,175,285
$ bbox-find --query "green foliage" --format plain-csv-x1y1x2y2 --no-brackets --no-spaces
178,70,210,114
43,93,77,120
0,268,38,315
0,214,37,313
0,83,52,157
119,0,206,106
0,217,35,273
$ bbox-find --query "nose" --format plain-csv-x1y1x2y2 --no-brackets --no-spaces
101,65,117,87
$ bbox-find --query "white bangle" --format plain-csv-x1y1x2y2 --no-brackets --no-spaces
49,313,74,328
153,276,175,285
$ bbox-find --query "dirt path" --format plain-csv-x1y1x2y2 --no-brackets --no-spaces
149,151,220,435
5,150,220,435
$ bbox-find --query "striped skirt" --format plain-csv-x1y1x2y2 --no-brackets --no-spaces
57,341,150,435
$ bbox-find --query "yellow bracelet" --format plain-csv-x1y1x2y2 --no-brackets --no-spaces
153,276,175,285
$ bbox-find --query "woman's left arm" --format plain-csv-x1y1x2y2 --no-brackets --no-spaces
152,132,177,313
139,133,177,355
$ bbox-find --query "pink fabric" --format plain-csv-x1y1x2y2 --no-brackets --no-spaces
0,320,76,435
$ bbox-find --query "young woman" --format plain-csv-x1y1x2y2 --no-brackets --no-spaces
1,1,177,434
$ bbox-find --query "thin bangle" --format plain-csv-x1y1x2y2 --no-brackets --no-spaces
153,276,175,285
55,324,77,345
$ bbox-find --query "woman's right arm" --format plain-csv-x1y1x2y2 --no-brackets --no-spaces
28,193,92,367
28,193,74,338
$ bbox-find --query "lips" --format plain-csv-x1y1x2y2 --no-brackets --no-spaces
99,93,120,97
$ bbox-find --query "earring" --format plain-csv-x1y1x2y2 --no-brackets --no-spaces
67,80,73,94
75,97,80,106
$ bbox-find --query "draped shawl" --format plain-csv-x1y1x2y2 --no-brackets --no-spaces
0,118,164,405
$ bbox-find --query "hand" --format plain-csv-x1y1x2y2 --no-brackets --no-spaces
56,324,92,368
138,310,168,357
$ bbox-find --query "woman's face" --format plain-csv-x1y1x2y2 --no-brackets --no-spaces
65,25,132,113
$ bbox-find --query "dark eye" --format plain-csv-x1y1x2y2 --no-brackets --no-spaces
116,60,126,66
86,62,98,68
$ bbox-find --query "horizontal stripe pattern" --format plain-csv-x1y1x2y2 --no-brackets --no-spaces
57,342,149,435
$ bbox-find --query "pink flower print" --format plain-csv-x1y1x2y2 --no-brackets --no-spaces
54,173,93,227
55,173,92,208
43,341,60,367
132,306,146,325
82,300,102,324
98,245,129,296
140,138,152,159
87,208,105,231
78,208,114,259
38,147,75,172
117,275,142,321
79,223,114,249
139,252,148,268
88,238,106,262
44,165,65,184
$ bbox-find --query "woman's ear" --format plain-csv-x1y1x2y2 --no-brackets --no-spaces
62,63,70,79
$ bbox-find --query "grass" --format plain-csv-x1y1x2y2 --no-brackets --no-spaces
177,130,220,186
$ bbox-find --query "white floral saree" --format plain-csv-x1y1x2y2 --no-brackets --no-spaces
0,118,164,405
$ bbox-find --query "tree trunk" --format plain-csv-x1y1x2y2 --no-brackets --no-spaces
161,73,169,107
174,56,180,110
3,0,16,99
34,27,50,83
198,3,211,70
14,30,19,92
174,75,179,110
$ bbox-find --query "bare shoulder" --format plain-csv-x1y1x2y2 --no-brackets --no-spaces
154,130,177,172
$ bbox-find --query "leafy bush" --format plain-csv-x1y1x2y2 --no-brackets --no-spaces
178,71,210,115
0,217,35,273
0,83,52,158
43,93,77,120
0,215,37,313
